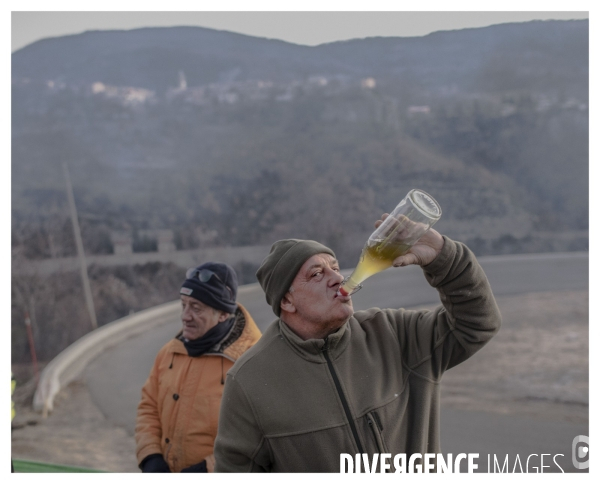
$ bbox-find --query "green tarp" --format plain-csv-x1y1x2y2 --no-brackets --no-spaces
12,459,104,473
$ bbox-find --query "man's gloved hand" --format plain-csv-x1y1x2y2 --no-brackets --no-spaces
140,454,171,473
180,460,208,473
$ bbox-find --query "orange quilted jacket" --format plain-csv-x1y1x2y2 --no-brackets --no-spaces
135,303,261,472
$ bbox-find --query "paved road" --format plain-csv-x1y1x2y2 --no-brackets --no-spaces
86,252,588,472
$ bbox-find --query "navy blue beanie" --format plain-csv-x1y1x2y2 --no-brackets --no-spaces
180,262,238,314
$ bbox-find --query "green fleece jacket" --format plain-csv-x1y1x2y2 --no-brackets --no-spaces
214,237,501,472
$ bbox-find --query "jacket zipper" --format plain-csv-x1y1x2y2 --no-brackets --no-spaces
322,337,365,455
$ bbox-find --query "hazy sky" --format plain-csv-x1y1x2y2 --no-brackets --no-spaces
11,10,590,53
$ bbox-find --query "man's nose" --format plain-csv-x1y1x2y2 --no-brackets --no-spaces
328,268,344,285
181,306,193,321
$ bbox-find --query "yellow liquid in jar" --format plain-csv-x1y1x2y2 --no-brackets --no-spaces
340,240,411,294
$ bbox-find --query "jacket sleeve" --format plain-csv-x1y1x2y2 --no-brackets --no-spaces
135,352,164,466
389,236,501,380
214,374,270,472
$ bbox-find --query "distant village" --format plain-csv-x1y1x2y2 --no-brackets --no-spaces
19,70,588,117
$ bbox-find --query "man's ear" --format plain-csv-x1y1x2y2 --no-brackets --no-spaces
217,311,230,323
280,292,296,314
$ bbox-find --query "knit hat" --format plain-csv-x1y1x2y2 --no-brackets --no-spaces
256,239,335,317
180,262,238,314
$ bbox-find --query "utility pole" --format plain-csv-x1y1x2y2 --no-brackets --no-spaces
62,162,97,330
24,311,40,385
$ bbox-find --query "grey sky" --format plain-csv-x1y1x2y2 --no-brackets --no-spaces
11,11,589,53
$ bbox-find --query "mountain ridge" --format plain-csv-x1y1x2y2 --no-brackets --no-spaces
11,19,588,263
12,20,588,96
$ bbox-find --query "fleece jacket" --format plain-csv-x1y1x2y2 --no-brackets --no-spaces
214,237,501,472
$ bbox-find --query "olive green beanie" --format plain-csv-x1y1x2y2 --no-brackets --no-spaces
256,239,336,317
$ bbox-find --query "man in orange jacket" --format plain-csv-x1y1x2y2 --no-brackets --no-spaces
135,262,261,473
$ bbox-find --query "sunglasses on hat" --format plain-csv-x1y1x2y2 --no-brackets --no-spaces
186,268,233,300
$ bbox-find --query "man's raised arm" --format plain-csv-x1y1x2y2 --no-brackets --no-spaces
385,234,502,379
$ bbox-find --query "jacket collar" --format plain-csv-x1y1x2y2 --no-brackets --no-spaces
167,302,261,362
278,318,351,363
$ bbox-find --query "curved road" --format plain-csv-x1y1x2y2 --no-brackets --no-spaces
86,252,588,472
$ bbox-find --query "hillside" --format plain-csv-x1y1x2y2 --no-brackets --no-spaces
11,19,588,264
10,19,589,365
13,20,588,97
